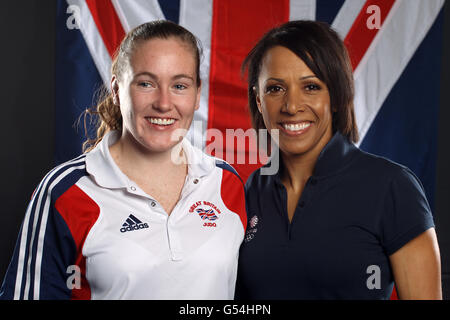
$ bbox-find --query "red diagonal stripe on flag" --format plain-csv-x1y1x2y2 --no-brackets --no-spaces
344,0,396,70
208,0,289,181
86,0,125,58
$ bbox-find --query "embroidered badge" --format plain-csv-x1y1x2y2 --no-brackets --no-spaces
249,215,259,228
189,201,222,227
196,208,218,221
244,215,259,242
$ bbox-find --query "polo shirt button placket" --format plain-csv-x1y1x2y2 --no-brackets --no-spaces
167,219,183,261
149,201,166,220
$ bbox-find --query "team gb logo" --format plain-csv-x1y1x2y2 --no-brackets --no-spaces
189,201,222,228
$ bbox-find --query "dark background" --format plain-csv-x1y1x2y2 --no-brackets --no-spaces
0,0,449,299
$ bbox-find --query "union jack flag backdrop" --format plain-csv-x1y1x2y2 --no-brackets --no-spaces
56,0,444,220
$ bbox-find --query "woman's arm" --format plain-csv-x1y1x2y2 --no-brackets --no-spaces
389,228,442,299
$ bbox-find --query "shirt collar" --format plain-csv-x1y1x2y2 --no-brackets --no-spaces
312,131,359,177
181,136,216,178
85,131,130,189
269,131,359,183
85,130,215,189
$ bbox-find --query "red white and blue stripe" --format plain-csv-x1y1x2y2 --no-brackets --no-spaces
2,155,89,299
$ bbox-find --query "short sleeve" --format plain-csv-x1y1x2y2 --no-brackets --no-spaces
381,167,435,256
0,159,90,300
0,191,77,300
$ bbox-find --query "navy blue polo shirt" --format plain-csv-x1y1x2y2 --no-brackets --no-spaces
235,132,435,300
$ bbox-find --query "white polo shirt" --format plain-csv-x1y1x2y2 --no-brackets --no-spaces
1,131,246,300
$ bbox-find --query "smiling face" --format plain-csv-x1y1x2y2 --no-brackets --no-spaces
255,45,333,159
112,37,201,154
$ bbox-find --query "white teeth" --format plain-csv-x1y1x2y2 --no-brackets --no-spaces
148,117,175,125
283,122,311,131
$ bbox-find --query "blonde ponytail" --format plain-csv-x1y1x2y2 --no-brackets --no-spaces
82,89,122,153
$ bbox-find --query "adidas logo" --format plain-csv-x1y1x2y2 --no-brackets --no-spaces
120,214,149,233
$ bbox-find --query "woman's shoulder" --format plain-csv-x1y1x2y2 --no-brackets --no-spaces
45,154,88,179
214,158,244,186
354,148,421,185
243,163,277,193
182,138,243,184
35,154,89,199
